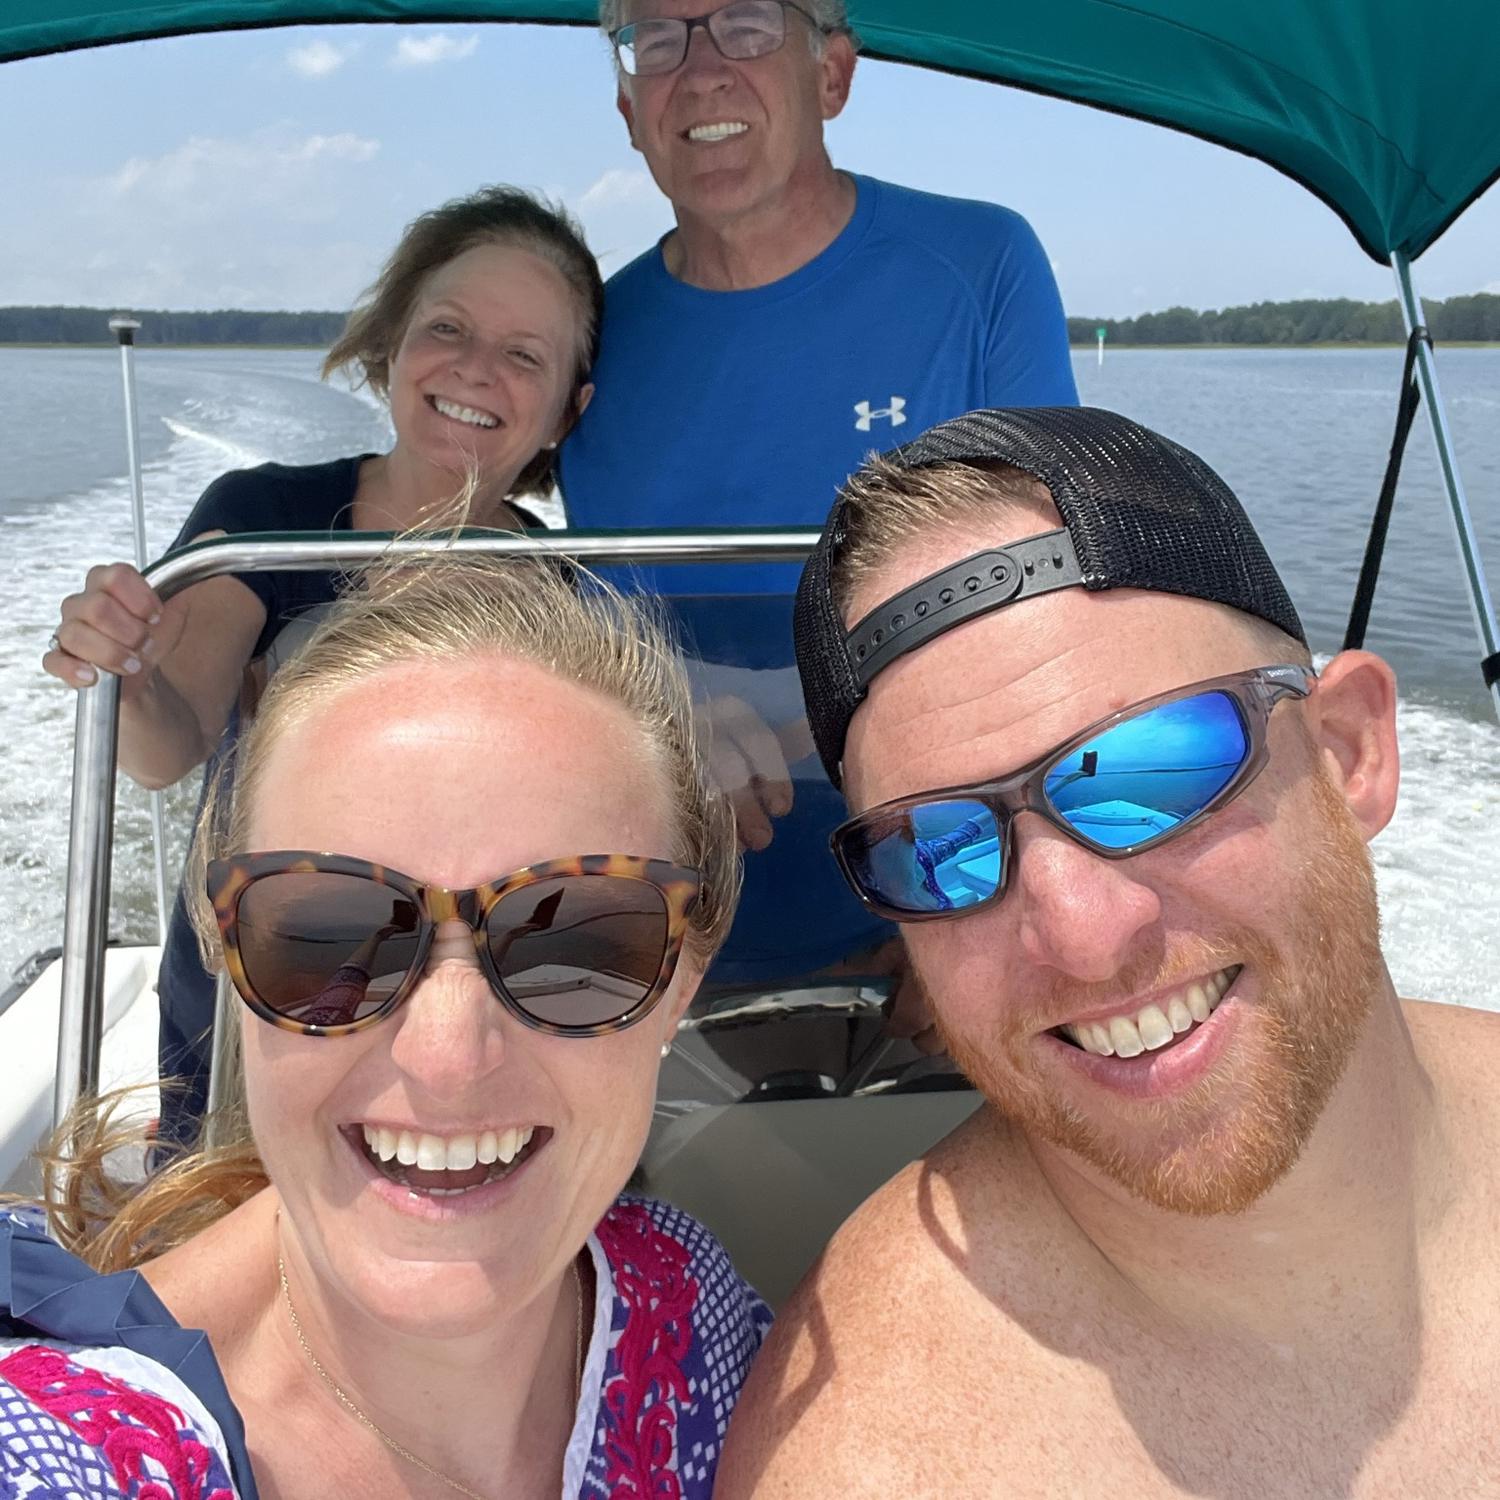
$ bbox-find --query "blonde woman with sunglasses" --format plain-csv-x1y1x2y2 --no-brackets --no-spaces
2,554,767,1500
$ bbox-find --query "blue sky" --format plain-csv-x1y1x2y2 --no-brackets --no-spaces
2,21,1496,319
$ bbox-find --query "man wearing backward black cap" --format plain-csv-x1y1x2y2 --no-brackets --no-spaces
719,408,1500,1498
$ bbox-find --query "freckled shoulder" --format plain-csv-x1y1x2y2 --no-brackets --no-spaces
717,1108,1045,1500
1402,992,1500,1040
1402,996,1500,1140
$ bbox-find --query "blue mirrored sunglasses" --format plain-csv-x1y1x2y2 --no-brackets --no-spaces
831,664,1315,922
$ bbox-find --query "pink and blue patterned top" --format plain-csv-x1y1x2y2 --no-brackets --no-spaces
1,1196,771,1500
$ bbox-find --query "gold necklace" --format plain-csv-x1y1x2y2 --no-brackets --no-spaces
276,1230,586,1500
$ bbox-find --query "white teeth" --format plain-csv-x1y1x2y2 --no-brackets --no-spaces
1061,968,1237,1060
432,396,499,429
687,121,748,142
1136,1004,1175,1051
1186,983,1212,1024
1070,1024,1112,1057
362,1124,539,1176
1108,1015,1145,1058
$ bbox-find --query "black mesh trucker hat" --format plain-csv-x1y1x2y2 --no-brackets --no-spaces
794,407,1305,787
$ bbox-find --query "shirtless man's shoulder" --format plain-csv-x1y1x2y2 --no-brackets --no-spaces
1404,995,1500,1078
1402,998,1500,1170
717,1108,1057,1499
719,1008,1500,1500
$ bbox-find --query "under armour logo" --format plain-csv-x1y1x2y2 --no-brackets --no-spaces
854,397,908,432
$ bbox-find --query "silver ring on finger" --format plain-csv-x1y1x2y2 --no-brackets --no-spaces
46,632,62,654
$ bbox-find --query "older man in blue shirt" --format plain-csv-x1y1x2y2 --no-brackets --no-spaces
561,0,1077,596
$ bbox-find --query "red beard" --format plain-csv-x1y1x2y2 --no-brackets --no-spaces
933,772,1387,1216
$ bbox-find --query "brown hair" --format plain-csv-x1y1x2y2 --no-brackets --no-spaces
830,456,1058,618
43,550,740,1270
323,186,604,496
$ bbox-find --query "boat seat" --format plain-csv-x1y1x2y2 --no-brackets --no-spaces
639,1090,981,1308
629,589,980,1291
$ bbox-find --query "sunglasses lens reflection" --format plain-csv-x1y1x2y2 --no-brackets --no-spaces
485,876,672,1028
235,873,420,1028
840,799,1002,916
1045,690,1250,850
837,690,1257,917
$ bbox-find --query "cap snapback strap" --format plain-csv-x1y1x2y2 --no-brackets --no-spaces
845,527,1083,690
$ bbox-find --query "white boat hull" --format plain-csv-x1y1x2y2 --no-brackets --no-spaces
1,944,162,1194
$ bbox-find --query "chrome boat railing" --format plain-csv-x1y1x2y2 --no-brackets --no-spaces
52,528,820,1129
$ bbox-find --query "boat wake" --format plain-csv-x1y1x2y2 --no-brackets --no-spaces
160,415,267,467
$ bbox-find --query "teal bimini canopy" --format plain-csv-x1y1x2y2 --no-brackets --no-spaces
3,0,1497,264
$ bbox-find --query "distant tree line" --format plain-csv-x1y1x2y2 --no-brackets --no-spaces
5,293,1498,348
1069,293,1500,346
0,305,347,346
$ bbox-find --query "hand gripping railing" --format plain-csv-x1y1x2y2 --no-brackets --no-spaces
52,527,820,1129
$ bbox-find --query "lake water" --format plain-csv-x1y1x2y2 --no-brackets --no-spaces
0,345,1496,1007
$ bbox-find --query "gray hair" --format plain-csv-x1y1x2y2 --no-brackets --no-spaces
599,0,855,54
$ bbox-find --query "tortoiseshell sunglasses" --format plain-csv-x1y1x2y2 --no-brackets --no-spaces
206,851,702,1038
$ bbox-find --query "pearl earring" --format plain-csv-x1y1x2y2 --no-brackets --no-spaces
660,1041,672,1058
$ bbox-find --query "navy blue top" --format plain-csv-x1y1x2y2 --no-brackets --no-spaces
169,454,371,660
0,1207,258,1498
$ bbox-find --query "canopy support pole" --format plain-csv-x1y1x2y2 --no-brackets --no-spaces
1389,253,1500,719
1343,329,1426,651
109,315,173,947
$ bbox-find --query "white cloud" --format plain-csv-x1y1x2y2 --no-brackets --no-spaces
101,129,380,208
571,166,673,274
579,168,656,211
293,133,381,164
287,39,353,77
1484,280,1500,296
390,31,479,68
8,127,394,307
